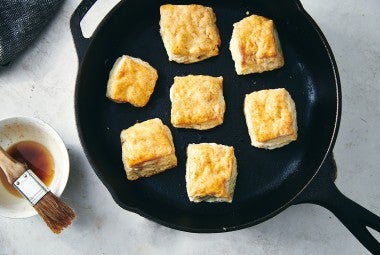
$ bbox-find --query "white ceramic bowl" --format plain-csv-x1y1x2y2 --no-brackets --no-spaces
0,117,69,218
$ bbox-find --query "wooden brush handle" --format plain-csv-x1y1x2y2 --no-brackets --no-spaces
0,146,27,183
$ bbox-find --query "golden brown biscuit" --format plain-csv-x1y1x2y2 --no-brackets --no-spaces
106,55,158,107
159,4,221,63
244,88,297,149
229,14,284,75
186,143,237,203
120,118,177,180
170,75,225,130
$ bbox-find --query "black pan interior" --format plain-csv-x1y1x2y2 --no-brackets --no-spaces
75,0,340,231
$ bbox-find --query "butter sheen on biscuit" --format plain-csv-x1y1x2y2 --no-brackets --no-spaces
106,55,158,107
230,14,284,75
120,118,177,180
186,143,237,203
170,75,225,130
244,88,297,149
159,4,221,64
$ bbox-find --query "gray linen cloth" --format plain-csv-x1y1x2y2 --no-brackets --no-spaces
0,0,63,65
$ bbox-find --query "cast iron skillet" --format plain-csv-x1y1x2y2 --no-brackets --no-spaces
70,0,380,253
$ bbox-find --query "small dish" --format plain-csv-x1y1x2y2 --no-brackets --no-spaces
0,116,69,218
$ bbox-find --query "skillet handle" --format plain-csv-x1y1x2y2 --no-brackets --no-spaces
294,155,380,254
70,0,98,62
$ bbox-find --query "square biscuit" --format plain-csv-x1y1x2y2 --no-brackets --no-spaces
244,88,297,149
120,118,177,180
106,55,158,107
159,4,221,64
229,14,284,75
186,143,237,203
170,75,225,130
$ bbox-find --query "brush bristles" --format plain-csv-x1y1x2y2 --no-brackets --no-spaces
33,192,75,234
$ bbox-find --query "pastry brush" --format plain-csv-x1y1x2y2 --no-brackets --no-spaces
0,146,75,234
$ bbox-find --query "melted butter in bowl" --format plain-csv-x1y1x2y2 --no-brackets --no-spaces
0,117,69,218
0,141,55,198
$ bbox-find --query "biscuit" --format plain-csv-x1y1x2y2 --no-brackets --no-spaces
244,88,297,149
159,4,221,63
170,75,225,130
120,118,177,180
229,14,284,75
186,143,237,203
106,55,158,107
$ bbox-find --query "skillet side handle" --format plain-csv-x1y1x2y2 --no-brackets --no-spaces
70,0,98,62
294,155,380,254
